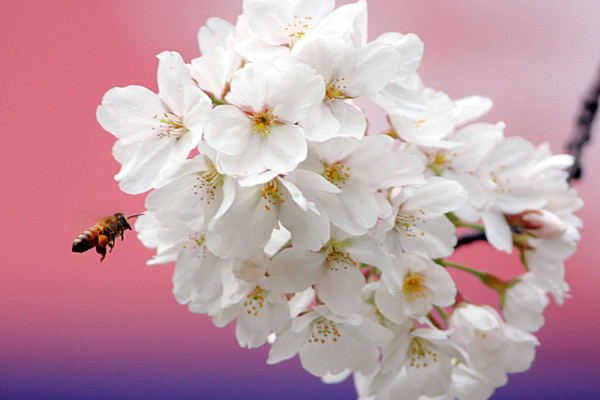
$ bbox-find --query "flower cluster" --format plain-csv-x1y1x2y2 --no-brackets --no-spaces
96,1,582,399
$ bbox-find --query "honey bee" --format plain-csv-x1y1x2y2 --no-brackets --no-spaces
72,213,142,261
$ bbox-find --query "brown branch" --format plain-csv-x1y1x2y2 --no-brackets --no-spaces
566,62,600,181
455,230,486,248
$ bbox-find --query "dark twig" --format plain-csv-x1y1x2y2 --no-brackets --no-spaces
566,62,600,181
455,230,486,248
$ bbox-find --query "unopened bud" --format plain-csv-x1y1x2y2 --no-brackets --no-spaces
506,210,567,239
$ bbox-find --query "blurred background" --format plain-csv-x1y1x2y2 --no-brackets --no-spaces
1,0,599,398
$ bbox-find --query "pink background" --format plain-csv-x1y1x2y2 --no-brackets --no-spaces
2,1,599,398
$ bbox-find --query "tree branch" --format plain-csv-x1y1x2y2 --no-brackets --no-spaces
566,61,600,181
455,230,486,248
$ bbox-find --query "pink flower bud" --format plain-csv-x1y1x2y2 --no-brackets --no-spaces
507,210,567,239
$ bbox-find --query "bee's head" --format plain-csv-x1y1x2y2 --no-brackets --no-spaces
115,213,132,230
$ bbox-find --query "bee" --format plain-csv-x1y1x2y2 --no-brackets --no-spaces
72,213,142,261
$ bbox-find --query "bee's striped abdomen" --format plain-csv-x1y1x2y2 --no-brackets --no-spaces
72,228,98,253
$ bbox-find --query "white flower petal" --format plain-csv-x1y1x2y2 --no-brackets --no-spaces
156,51,192,115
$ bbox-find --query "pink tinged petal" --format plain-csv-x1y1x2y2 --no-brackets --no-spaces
399,289,433,319
293,36,342,81
260,124,308,173
182,85,213,132
303,103,341,142
374,32,424,78
481,210,513,253
266,248,326,293
156,51,192,116
210,177,236,226
383,151,426,187
96,86,164,141
404,177,468,217
345,235,392,272
203,105,252,155
213,188,276,258
293,0,335,24
342,317,394,347
279,195,330,251
453,95,494,126
485,137,533,171
216,136,267,176
267,315,317,365
427,263,456,307
374,82,427,119
375,287,409,324
328,186,379,235
173,249,222,306
198,17,234,54
243,0,294,45
190,55,227,97
312,136,362,164
234,39,292,63
271,63,325,123
228,61,280,111
236,302,274,348
317,265,365,316
405,345,452,398
344,135,396,183
328,100,367,139
300,323,380,376
402,216,456,259
503,326,539,373
306,0,368,49
286,169,341,195
113,139,175,194
494,184,547,214
278,177,315,213
342,42,401,98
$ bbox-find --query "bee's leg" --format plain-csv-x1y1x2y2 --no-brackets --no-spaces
108,239,115,253
96,239,108,261
98,234,109,249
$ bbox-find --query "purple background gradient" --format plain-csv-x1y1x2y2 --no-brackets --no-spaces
2,1,599,398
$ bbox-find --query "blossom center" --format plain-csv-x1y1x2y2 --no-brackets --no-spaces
243,286,266,317
284,16,313,46
154,112,188,139
325,78,349,100
403,272,426,301
490,167,510,193
308,318,341,344
250,109,279,137
408,338,438,368
324,243,355,271
183,233,207,257
194,165,222,205
261,179,286,211
322,161,351,188
427,150,455,174
394,208,426,237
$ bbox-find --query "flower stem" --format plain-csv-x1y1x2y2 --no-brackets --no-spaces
437,260,488,280
446,212,485,231
437,260,511,296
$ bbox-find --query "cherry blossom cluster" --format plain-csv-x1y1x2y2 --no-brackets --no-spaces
96,1,582,399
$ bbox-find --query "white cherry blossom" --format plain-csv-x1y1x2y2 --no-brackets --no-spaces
375,255,456,324
97,51,212,193
94,1,583,398
378,177,467,261
267,305,393,377
203,60,324,176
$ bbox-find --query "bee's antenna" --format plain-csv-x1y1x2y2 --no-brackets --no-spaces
127,213,145,219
